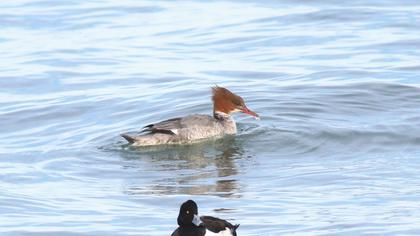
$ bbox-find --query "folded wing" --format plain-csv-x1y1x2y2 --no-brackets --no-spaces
200,216,239,235
142,115,215,135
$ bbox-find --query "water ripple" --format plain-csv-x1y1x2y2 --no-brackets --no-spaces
1,0,420,235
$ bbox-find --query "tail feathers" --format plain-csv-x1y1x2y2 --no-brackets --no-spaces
121,133,171,146
121,133,137,143
232,224,240,236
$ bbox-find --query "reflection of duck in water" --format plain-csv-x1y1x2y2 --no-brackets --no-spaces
172,200,239,236
122,137,246,198
121,86,259,146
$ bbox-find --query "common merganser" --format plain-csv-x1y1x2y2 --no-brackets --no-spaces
121,86,259,146
171,200,239,236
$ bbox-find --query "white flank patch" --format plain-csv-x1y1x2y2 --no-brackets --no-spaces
205,227,232,236
170,129,178,135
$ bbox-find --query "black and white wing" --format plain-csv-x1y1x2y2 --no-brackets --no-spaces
200,216,239,236
142,115,215,135
142,117,183,135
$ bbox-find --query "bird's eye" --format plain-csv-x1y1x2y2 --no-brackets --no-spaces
186,210,189,214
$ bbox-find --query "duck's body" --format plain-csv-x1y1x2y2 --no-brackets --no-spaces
122,113,236,146
171,200,239,236
121,86,258,146
171,217,238,236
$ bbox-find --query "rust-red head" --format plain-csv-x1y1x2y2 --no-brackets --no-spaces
212,86,259,119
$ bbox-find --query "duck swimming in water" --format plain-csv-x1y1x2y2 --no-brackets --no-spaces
121,86,259,146
171,199,239,236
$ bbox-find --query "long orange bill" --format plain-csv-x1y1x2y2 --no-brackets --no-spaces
241,107,260,120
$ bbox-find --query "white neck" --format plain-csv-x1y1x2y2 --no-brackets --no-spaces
214,111,236,134
214,111,231,119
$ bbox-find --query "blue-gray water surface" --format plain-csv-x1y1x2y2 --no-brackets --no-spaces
1,0,420,235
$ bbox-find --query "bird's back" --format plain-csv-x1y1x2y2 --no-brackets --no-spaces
121,114,236,146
